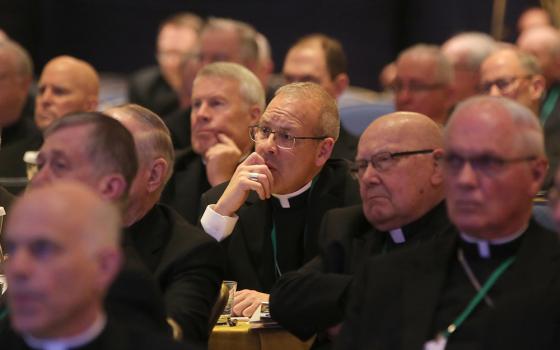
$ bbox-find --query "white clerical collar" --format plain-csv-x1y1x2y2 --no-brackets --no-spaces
460,224,528,259
272,180,313,208
389,228,406,244
24,312,106,350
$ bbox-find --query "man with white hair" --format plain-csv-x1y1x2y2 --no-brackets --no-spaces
336,96,559,349
161,62,265,224
442,32,496,102
393,44,454,125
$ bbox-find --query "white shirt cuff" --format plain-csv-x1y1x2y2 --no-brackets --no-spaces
200,204,238,241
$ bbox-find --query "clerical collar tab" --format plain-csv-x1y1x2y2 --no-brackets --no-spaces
24,312,106,350
389,228,406,244
272,180,313,209
460,224,527,259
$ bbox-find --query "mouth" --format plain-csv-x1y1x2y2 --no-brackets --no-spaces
453,199,481,211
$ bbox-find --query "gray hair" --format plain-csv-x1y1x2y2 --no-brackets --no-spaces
0,39,33,78
275,82,340,140
447,95,544,156
398,44,453,85
194,62,265,111
105,104,175,185
203,17,259,64
442,32,497,70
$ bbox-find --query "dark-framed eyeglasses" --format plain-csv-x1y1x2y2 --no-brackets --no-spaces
351,149,434,176
479,75,533,94
442,152,537,177
249,125,327,150
390,80,445,93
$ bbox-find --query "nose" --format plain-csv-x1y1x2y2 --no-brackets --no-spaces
5,247,32,282
29,163,52,189
488,83,503,97
453,160,478,188
395,87,411,107
360,162,382,185
256,133,278,155
193,102,211,124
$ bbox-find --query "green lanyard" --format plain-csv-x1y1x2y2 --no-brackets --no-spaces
438,254,515,339
0,307,7,321
271,178,317,277
540,86,560,126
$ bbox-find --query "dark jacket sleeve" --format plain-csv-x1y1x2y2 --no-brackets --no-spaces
161,225,225,345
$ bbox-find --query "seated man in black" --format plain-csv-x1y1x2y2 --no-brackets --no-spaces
200,82,361,317
0,181,185,350
161,62,265,224
282,34,358,160
336,96,560,350
0,39,37,149
270,112,454,348
0,55,99,193
128,12,202,119
31,111,223,349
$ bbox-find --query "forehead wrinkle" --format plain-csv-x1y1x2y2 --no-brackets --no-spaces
260,105,305,130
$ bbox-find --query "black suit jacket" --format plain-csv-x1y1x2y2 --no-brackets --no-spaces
0,317,188,350
160,148,209,225
270,202,453,342
128,66,180,117
122,204,224,347
335,220,560,350
163,108,191,150
200,158,361,292
330,127,358,161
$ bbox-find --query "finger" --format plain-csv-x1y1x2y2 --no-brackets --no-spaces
243,152,266,166
243,176,267,200
232,296,260,317
242,301,261,317
216,133,237,147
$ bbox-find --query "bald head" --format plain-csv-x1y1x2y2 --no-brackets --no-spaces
394,44,453,125
518,7,551,34
5,181,122,338
356,112,444,230
480,48,545,114
9,181,121,251
362,112,443,151
517,26,560,85
0,40,33,126
35,55,100,131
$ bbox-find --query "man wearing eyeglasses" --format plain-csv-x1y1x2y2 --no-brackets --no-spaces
269,111,453,348
479,48,560,188
336,96,560,350
200,82,360,317
393,44,454,125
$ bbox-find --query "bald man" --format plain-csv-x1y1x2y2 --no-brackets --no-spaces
0,182,184,349
393,44,454,125
0,40,36,146
270,112,454,348
0,55,99,193
35,55,99,131
479,48,560,187
517,7,552,34
336,96,557,350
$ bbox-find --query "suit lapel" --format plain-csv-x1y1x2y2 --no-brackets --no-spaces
401,234,457,349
